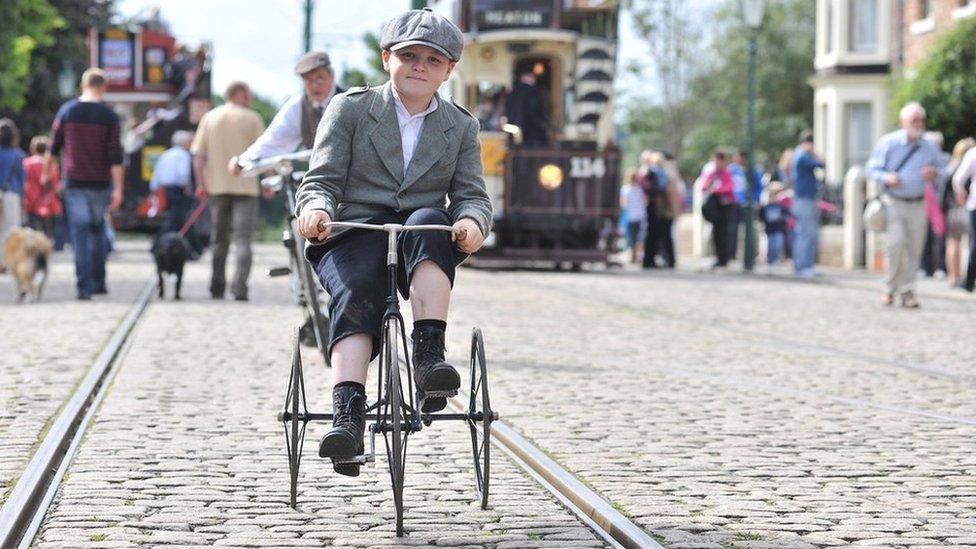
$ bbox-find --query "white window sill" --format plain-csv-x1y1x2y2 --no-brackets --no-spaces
910,17,935,34
953,3,976,19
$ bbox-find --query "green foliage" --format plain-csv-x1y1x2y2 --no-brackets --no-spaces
0,0,64,112
249,94,280,126
341,69,370,89
892,16,976,149
622,0,815,177
0,0,114,143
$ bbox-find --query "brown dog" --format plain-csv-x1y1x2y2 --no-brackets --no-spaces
4,227,53,303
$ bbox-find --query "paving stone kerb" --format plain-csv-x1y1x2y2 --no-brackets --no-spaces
443,267,976,548
32,246,609,548
0,243,151,506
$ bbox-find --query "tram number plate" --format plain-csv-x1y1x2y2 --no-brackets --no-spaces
569,157,607,180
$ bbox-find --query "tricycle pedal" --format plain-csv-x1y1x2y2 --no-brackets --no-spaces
267,266,291,277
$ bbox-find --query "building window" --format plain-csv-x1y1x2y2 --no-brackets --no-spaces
844,102,873,171
918,0,932,19
826,0,834,53
953,0,976,19
848,0,878,53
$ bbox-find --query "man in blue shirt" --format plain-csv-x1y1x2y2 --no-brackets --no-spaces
150,130,196,247
791,130,825,278
865,102,943,308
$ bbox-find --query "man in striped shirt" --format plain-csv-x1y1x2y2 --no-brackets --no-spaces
44,68,124,300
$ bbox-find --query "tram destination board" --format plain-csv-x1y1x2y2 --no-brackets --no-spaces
473,0,554,30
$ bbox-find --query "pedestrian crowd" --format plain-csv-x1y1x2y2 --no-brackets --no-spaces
0,46,344,304
620,100,976,308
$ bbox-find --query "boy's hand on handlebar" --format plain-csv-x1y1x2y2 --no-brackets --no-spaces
298,210,331,241
452,218,484,254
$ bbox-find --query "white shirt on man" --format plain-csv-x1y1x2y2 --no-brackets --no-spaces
392,88,439,180
239,84,337,162
952,147,976,211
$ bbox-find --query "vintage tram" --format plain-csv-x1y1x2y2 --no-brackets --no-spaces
87,21,212,233
435,0,621,266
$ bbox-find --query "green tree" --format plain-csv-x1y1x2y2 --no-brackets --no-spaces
0,0,64,113
627,0,699,161
892,16,976,150
683,0,814,170
622,0,816,178
0,0,114,143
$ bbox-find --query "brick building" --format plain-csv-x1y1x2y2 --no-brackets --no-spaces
810,0,976,185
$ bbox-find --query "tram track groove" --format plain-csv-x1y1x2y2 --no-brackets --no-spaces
531,277,972,381
0,280,155,549
515,278,976,425
446,393,662,549
394,339,662,548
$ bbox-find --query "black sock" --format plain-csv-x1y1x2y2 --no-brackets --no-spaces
335,381,366,395
414,319,447,332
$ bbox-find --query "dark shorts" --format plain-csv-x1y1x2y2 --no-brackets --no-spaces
315,208,467,359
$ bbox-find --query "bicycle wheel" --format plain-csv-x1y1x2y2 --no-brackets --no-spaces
293,225,331,367
280,332,309,508
383,317,408,536
468,328,493,510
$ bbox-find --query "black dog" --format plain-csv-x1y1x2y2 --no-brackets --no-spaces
152,232,192,300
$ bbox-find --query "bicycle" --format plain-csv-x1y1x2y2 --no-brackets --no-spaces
277,220,497,536
240,151,331,367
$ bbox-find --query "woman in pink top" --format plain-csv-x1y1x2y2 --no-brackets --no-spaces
699,151,736,267
22,136,61,240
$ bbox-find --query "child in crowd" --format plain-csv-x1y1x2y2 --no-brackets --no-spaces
759,182,791,270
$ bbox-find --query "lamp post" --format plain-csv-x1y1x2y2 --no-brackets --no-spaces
303,0,314,53
740,0,765,272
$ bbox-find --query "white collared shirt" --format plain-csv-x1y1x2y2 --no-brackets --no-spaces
952,147,976,211
239,84,337,162
392,88,438,179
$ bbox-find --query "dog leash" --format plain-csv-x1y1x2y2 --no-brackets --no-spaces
177,197,208,237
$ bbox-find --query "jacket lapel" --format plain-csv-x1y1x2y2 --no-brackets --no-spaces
401,95,454,191
368,83,404,185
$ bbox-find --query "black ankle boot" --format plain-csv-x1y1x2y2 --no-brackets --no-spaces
319,385,366,476
412,325,460,413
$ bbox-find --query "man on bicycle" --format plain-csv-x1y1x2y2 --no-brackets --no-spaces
295,8,492,477
229,50,344,171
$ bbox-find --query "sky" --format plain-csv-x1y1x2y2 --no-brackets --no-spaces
116,0,718,108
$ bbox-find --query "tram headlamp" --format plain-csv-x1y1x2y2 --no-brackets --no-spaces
538,164,563,190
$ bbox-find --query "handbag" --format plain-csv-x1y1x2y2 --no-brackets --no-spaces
863,142,922,233
702,192,721,224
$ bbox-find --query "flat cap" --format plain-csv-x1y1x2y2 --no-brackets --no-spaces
381,8,464,62
294,51,331,75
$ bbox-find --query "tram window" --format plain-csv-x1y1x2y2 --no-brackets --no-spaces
472,82,507,132
505,58,553,147
560,5,618,40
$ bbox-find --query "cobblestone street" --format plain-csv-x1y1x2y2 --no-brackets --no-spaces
3,242,975,548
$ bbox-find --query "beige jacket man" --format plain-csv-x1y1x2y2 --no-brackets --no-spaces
191,84,265,300
296,82,492,264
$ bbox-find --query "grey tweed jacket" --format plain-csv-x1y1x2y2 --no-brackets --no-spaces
296,82,493,262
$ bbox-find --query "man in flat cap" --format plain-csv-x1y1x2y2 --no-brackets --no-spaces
230,51,344,171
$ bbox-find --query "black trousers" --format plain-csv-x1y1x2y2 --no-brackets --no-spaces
642,207,657,268
711,204,734,266
646,216,675,268
921,222,947,276
315,208,467,359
